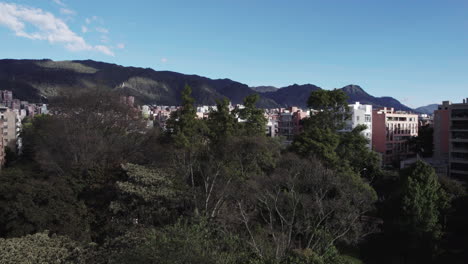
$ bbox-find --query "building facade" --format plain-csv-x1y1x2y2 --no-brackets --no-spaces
450,99,468,178
0,120,4,167
0,106,18,151
434,99,468,179
276,107,308,141
372,107,418,165
434,101,451,161
344,102,372,148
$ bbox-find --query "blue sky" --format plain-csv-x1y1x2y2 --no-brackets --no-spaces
0,0,467,107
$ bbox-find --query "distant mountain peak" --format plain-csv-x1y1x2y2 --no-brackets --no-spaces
341,84,368,95
0,59,414,111
414,104,438,115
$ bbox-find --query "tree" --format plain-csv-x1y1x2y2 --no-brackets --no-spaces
166,84,208,148
0,232,96,264
111,221,250,264
306,89,349,130
237,94,267,137
382,160,450,262
28,91,147,184
165,85,209,216
207,98,238,143
0,167,91,241
109,163,183,231
291,89,350,167
408,124,433,157
399,160,447,240
336,125,381,178
17,91,150,243
291,126,340,165
235,154,376,263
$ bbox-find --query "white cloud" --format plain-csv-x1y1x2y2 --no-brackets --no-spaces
81,25,88,33
116,43,125,49
60,8,75,15
52,0,65,6
161,58,168,63
94,45,114,56
95,27,108,34
0,3,114,56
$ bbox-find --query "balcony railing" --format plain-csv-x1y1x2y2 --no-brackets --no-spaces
451,126,468,130
450,158,468,164
452,148,468,153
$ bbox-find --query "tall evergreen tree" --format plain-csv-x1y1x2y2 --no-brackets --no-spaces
207,98,237,142
166,84,207,148
291,89,349,166
306,89,349,130
237,94,267,137
399,160,448,240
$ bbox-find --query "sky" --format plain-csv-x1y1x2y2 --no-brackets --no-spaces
0,0,467,108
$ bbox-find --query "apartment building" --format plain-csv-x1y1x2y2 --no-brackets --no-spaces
372,107,418,165
344,102,372,148
434,99,468,179
0,120,4,167
434,101,451,161
450,99,468,178
277,107,308,141
0,106,19,151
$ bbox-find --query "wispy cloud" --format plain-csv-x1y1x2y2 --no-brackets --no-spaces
116,43,125,49
52,0,65,6
60,8,75,16
94,45,113,56
85,16,98,25
0,3,114,56
100,35,110,43
95,27,108,34
81,25,88,33
161,58,168,63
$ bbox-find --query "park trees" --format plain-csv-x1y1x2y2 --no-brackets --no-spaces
109,163,183,232
235,154,376,263
292,89,380,178
0,232,96,263
237,94,267,137
399,161,448,240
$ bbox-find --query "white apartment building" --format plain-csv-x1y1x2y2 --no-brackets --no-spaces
344,102,373,148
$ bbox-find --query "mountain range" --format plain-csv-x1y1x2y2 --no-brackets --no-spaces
0,59,417,111
414,104,439,115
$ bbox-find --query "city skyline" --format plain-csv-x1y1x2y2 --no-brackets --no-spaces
1,0,467,108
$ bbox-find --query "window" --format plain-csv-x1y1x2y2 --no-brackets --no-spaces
365,114,371,122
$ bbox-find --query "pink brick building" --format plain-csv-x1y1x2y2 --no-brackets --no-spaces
434,101,451,160
372,107,418,166
433,99,468,179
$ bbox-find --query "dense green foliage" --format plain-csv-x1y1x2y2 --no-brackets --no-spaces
0,232,96,263
0,87,466,263
399,161,447,240
409,124,434,157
